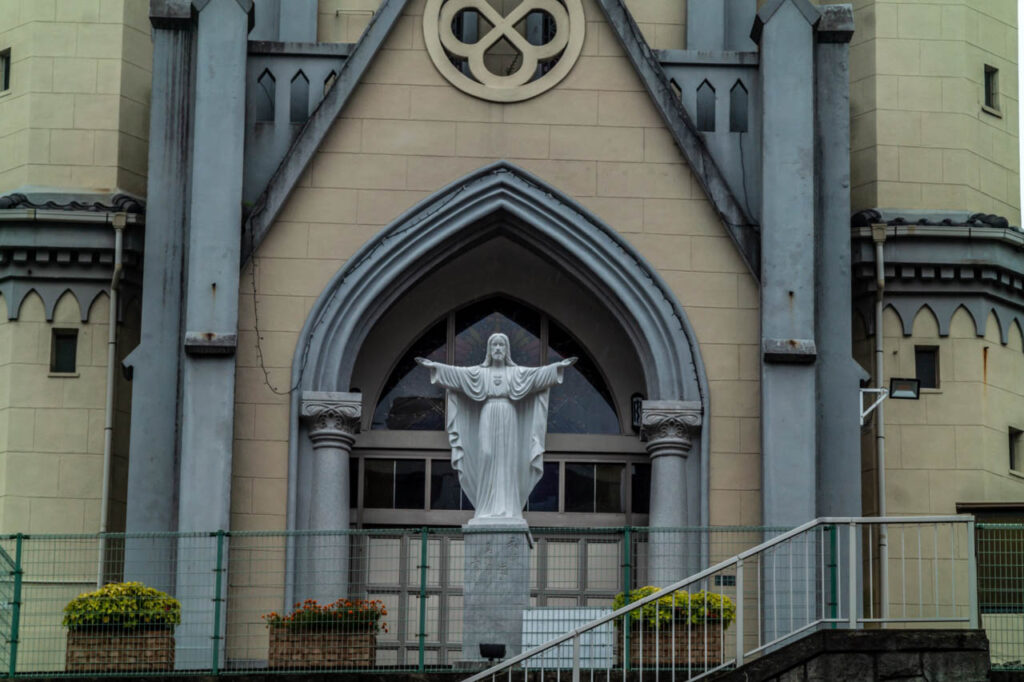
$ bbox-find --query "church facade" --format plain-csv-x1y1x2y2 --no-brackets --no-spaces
0,0,1022,660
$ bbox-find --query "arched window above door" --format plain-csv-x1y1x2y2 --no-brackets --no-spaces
371,296,620,434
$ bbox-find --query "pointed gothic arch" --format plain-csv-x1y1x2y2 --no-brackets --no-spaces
285,161,712,554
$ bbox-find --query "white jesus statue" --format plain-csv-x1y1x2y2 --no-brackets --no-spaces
416,333,576,524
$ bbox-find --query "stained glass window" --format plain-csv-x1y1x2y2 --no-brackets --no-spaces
372,296,619,434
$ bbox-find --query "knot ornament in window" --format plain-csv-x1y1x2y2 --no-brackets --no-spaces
424,0,585,102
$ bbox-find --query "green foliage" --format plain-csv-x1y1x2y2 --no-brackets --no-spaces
63,582,181,631
263,598,389,633
612,586,735,630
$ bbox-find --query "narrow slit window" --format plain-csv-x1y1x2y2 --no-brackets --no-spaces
696,80,716,132
289,70,309,123
50,329,78,373
914,346,939,389
984,65,999,111
730,80,748,132
0,49,10,92
255,69,276,122
1011,428,1023,473
323,70,337,96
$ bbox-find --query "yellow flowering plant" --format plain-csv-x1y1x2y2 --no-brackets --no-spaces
62,582,181,631
263,598,389,633
612,586,735,629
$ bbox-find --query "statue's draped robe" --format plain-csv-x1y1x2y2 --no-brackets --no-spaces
428,362,565,519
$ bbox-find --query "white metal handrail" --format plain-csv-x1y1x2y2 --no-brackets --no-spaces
464,515,978,682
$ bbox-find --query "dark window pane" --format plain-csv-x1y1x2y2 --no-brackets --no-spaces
564,463,594,513
527,461,559,511
395,460,425,509
349,457,359,507
454,297,542,366
696,80,715,132
595,464,623,513
431,459,462,510
373,319,447,430
547,322,619,434
915,347,938,389
729,80,748,133
363,460,394,509
51,330,77,373
631,463,651,514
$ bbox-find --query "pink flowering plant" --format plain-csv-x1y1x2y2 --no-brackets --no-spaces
263,598,389,633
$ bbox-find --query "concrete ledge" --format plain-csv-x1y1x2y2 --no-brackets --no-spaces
716,629,990,682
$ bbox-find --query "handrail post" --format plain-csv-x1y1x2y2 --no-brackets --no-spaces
211,530,226,675
8,534,23,678
847,522,857,629
828,524,838,625
571,632,580,682
417,527,428,672
622,526,631,673
735,557,744,668
966,519,978,629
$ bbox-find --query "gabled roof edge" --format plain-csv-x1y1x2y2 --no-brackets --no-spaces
594,0,760,280
241,0,410,265
751,0,821,43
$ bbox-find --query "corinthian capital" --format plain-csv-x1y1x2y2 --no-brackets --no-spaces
300,391,362,450
640,400,702,458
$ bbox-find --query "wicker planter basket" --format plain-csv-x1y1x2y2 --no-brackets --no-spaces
65,627,174,672
268,627,376,669
615,622,723,668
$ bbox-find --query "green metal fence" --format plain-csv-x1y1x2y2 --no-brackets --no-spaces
978,523,1024,671
0,526,782,677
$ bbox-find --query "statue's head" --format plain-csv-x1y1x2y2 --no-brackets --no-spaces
483,333,516,366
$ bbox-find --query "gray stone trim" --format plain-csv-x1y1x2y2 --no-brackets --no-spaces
656,49,759,66
750,0,821,43
0,215,143,321
149,0,192,27
595,0,760,278
639,400,702,457
247,40,354,57
816,4,854,43
240,0,409,264
762,338,817,363
300,391,362,449
852,223,1024,343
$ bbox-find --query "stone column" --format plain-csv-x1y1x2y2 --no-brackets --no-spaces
299,392,361,603
641,401,702,586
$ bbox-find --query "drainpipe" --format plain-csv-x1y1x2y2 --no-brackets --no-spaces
872,223,888,623
97,213,126,588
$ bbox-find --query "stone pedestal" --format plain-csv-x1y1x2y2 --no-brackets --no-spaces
461,522,532,662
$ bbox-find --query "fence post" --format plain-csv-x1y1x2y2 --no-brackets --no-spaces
622,526,631,673
8,534,23,678
847,522,857,629
828,525,838,626
735,557,744,668
417,527,428,673
966,519,978,629
211,530,226,675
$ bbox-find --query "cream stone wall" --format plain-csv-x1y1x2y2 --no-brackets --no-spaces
849,0,1020,223
857,305,1024,516
0,0,152,196
235,0,760,531
0,290,133,533
316,0,686,49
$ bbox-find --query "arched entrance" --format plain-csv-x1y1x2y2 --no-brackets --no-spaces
287,162,710,597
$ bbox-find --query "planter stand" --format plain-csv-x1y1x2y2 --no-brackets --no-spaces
65,628,175,672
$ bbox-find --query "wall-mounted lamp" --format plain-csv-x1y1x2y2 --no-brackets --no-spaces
860,377,920,425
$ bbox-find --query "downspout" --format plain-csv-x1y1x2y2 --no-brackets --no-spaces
97,213,126,587
872,223,888,622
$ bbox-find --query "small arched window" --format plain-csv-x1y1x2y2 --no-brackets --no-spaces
255,69,276,122
730,80,748,133
696,79,716,132
372,296,619,434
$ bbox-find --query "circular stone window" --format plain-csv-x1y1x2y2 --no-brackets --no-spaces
423,0,586,103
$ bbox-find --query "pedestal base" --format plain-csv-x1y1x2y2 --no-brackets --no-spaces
461,523,531,662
